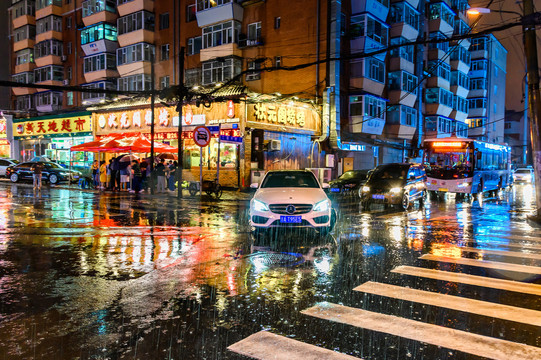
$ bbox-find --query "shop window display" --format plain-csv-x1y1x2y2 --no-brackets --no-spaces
183,139,238,169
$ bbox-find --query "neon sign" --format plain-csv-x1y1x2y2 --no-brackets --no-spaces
432,142,465,148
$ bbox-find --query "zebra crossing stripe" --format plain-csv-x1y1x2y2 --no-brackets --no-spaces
302,302,541,360
476,234,541,242
353,281,541,326
391,266,541,295
460,247,541,261
227,331,359,360
467,241,541,252
419,254,541,275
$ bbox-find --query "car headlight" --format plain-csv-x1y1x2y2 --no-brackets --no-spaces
390,187,402,194
313,199,330,212
252,199,269,212
362,186,370,192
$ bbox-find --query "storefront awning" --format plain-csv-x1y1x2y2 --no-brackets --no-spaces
70,133,177,153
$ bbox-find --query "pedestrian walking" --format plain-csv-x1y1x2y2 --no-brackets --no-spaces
111,156,120,190
155,158,167,193
91,160,99,187
131,160,142,193
30,162,44,191
106,159,113,189
168,161,177,191
99,161,107,189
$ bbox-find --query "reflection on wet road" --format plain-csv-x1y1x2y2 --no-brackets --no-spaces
0,183,540,359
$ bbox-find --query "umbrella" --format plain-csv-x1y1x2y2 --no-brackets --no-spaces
119,154,139,162
157,153,178,160
30,156,52,162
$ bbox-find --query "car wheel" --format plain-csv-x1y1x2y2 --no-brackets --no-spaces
401,194,410,211
10,173,18,183
49,174,59,185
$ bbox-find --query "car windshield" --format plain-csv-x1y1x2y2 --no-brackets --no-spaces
43,162,63,169
261,171,320,188
339,171,366,180
370,165,411,180
516,169,531,174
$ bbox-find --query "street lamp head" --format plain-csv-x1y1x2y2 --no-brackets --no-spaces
467,7,491,15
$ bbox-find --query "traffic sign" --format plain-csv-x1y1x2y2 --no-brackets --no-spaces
193,126,211,147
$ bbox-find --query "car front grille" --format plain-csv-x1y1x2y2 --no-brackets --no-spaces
269,204,313,215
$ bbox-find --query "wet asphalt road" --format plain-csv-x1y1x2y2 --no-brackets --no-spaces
0,182,540,359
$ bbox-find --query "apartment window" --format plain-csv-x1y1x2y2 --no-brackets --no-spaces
451,71,469,89
185,68,201,86
36,0,62,10
350,14,388,46
470,37,487,52
401,105,417,126
34,40,63,58
351,58,384,83
428,2,455,27
66,17,72,29
36,15,63,34
186,4,196,22
196,0,232,12
34,65,64,82
15,49,34,65
117,73,152,92
159,13,170,30
117,43,155,66
84,53,116,73
425,88,453,107
388,71,416,92
450,47,471,66
349,95,386,120
82,0,116,17
427,61,450,81
247,22,261,41
81,23,118,45
67,42,72,55
202,21,240,48
160,76,170,89
202,57,242,85
67,66,72,80
16,95,34,111
469,98,487,109
470,59,488,71
454,19,470,36
12,0,35,20
35,91,63,107
13,25,36,43
12,72,34,84
274,17,281,29
118,11,155,34
428,31,449,52
390,37,414,62
246,61,261,81
275,56,282,68
161,44,170,61
187,36,202,55
453,95,468,113
390,2,419,30
82,81,115,101
470,78,486,90
67,91,74,106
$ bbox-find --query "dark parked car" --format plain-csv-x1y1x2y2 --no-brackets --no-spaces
6,161,82,185
328,170,371,197
359,163,427,210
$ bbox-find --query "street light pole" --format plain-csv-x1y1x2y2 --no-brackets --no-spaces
523,0,541,217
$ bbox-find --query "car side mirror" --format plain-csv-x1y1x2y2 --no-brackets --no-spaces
322,183,330,189
250,183,259,189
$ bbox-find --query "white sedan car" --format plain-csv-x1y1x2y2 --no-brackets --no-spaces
249,170,335,236
514,167,535,183
0,159,18,177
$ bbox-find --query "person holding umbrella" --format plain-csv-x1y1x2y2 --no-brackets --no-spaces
168,161,177,191
131,160,142,193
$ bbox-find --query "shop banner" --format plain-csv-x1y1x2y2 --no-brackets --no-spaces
13,115,92,138
246,102,320,133
151,128,242,141
95,107,178,136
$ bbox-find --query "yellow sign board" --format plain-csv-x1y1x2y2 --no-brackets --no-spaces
14,115,92,138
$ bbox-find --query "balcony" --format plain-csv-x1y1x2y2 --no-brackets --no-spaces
118,29,154,48
84,69,119,83
468,88,487,98
117,0,154,17
36,4,62,20
352,0,389,23
451,84,469,99
388,90,417,107
13,15,35,29
425,102,452,117
196,1,244,28
350,77,385,96
394,0,420,9
468,107,487,118
426,76,450,91
389,57,414,74
83,11,118,27
428,19,453,37
12,87,36,96
36,30,62,43
237,36,264,49
468,68,487,79
200,43,242,62
349,116,386,135
390,22,418,42
14,63,36,74
386,105,417,140
450,109,468,122
427,49,451,64
36,80,63,92
117,62,151,77
386,123,416,140
350,37,386,62
82,39,118,56
14,39,35,53
35,55,62,68
450,58,469,74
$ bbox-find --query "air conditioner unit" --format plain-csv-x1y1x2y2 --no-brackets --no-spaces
268,139,281,151
63,80,69,85
61,55,67,62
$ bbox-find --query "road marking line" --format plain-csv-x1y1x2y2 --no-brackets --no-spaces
419,254,541,275
302,302,541,360
227,331,359,360
460,247,541,261
391,266,541,296
353,281,541,326
476,234,541,242
468,241,541,252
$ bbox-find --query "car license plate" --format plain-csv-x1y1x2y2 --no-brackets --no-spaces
280,215,302,223
438,188,448,192
330,187,340,192
372,194,385,200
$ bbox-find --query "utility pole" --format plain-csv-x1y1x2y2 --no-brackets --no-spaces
177,47,185,199
523,0,541,217
150,50,156,195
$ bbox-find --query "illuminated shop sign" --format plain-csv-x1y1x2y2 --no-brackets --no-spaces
247,102,319,133
151,129,242,141
95,107,177,135
13,115,92,138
